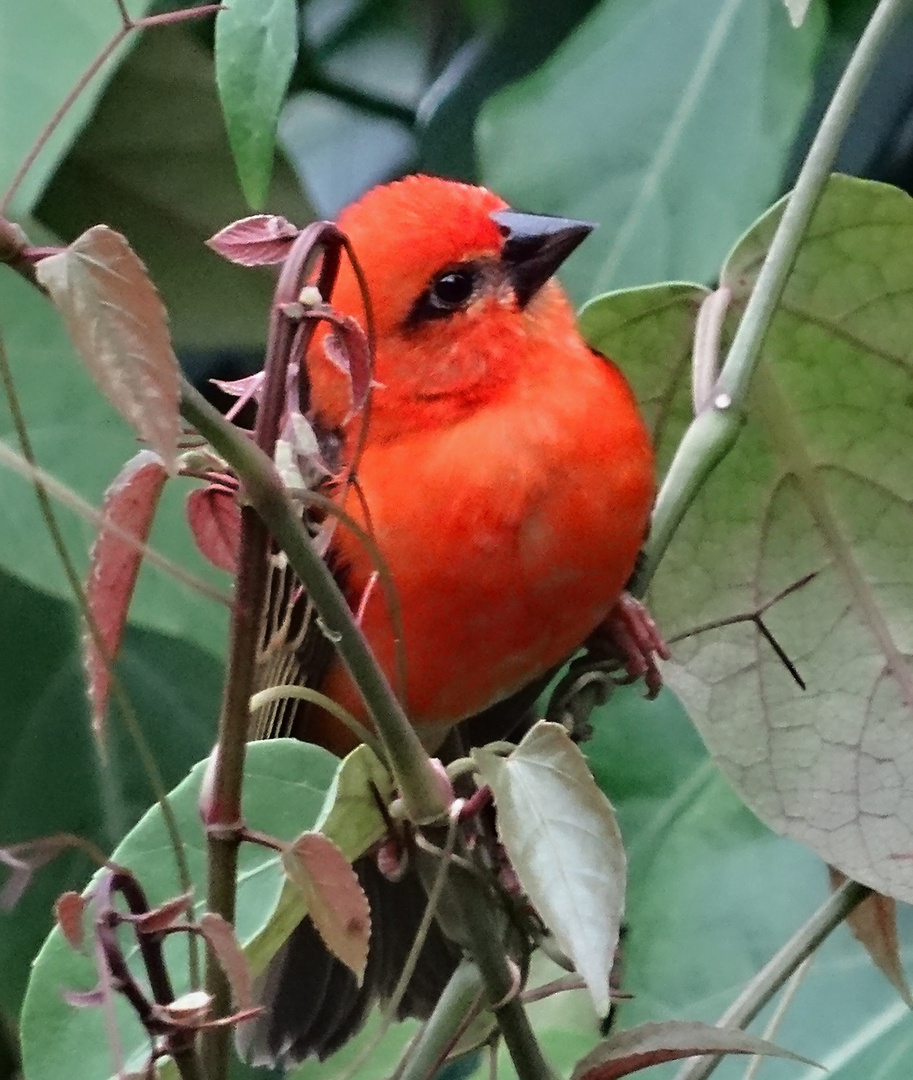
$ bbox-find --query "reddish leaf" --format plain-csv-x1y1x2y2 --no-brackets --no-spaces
320,311,372,414
186,485,241,573
829,868,913,1005
206,215,301,266
199,912,255,1008
571,1021,815,1080
85,451,168,743
55,891,86,950
128,892,193,935
35,226,181,470
282,833,370,982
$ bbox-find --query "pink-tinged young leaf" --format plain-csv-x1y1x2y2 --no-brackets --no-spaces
571,1021,816,1080
55,891,86,950
829,867,913,1006
34,225,182,470
206,215,300,266
199,912,255,1009
320,312,372,414
61,988,107,1009
186,484,240,573
85,451,168,743
281,832,370,982
128,892,194,935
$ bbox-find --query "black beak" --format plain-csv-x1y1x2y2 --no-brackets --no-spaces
490,209,595,307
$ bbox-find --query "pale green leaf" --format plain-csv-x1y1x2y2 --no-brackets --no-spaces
474,721,625,1016
640,175,913,904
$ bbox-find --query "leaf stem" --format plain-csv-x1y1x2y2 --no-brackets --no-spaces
673,879,871,1080
447,868,559,1080
636,0,911,590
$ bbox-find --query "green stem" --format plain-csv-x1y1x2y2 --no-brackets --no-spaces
447,870,558,1080
636,0,911,590
673,879,871,1080
397,961,486,1080
178,380,449,826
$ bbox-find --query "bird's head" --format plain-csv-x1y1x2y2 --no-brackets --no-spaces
307,174,594,438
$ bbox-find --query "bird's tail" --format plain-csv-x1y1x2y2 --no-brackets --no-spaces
238,855,460,1068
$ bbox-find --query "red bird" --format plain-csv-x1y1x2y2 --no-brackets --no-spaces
241,175,661,1065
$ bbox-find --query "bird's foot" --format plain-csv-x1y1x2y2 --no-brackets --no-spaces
588,593,669,699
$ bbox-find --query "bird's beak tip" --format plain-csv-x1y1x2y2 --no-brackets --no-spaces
490,209,596,306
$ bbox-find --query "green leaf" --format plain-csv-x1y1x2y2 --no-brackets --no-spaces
477,0,824,302
36,23,313,351
0,0,153,216
580,282,710,473
632,176,913,906
20,739,338,1080
0,235,228,653
474,722,626,1016
0,572,221,1021
216,0,299,210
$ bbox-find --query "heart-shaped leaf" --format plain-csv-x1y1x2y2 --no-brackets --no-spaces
585,175,913,905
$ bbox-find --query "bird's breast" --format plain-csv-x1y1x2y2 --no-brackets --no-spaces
325,349,655,733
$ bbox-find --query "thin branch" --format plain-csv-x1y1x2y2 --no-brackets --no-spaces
636,0,911,591
0,26,129,216
397,961,487,1080
446,865,558,1080
1,2,220,215
740,956,813,1080
673,879,871,1080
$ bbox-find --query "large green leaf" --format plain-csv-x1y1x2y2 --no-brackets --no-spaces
0,0,153,217
476,0,824,302
20,740,338,1080
36,24,312,350
599,176,913,904
0,246,228,652
0,570,221,1022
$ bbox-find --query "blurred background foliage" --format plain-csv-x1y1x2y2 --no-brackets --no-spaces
3,0,913,1077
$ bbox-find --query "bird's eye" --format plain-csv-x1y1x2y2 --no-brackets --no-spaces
430,269,476,310
406,263,481,326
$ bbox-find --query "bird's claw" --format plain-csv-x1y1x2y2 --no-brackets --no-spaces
588,593,670,698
